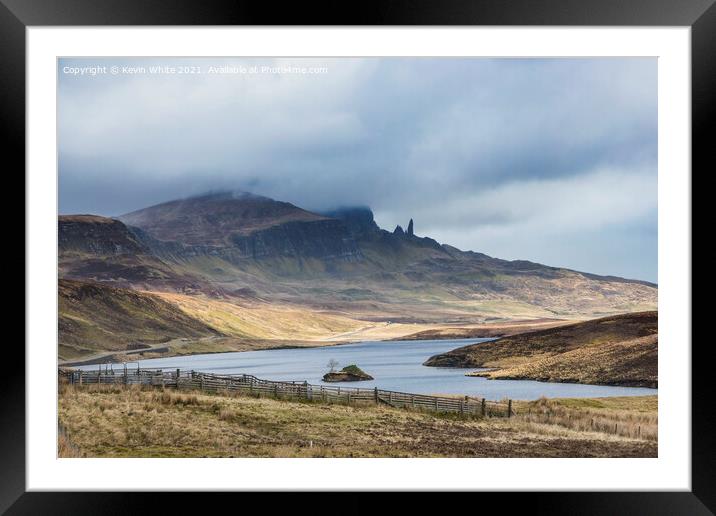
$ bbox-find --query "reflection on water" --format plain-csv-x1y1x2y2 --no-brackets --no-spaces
87,338,658,401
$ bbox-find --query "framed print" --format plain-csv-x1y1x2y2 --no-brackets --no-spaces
4,0,712,512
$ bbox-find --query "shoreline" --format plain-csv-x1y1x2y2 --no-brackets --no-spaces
59,338,353,368
59,333,506,368
468,371,658,390
59,317,578,368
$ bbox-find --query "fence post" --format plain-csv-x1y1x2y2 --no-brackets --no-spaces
304,381,309,400
481,398,486,417
374,387,378,404
508,399,512,418
79,371,83,386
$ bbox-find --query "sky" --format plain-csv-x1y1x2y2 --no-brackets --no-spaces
58,57,657,282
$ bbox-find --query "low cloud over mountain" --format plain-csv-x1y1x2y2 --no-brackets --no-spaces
59,57,657,281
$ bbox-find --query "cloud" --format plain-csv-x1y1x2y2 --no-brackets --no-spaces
58,57,657,281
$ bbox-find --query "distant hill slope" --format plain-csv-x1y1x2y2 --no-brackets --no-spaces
58,279,223,360
59,214,147,255
59,214,230,296
424,311,657,387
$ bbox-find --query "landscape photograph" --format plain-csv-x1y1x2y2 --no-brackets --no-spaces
57,57,658,458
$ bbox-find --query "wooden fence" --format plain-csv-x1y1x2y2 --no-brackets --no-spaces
60,367,514,418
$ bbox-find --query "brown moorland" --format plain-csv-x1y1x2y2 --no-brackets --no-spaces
424,311,657,387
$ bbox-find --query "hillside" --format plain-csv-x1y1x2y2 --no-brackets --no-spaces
59,214,147,255
470,334,657,387
58,214,225,296
424,312,657,387
58,279,222,360
60,278,469,362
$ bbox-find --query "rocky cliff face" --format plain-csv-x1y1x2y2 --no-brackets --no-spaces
126,214,363,264
321,207,380,238
230,219,363,261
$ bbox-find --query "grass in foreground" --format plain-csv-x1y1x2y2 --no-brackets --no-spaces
58,385,657,458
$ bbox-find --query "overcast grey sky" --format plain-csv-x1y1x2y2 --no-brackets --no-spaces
58,57,657,282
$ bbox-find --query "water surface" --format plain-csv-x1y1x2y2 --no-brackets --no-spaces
89,338,658,401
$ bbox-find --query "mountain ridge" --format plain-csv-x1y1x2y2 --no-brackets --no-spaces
59,191,657,321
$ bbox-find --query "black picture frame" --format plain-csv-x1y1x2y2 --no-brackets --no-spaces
4,0,710,513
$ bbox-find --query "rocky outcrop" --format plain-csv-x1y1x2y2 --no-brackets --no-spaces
392,219,416,238
230,219,363,261
321,207,380,238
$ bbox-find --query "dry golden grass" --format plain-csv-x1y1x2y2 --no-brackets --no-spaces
479,335,657,387
513,396,657,441
400,319,573,341
430,312,658,388
58,385,657,458
150,292,365,341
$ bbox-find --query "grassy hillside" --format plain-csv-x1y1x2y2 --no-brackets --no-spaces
58,279,222,359
472,334,657,387
60,278,464,362
425,311,657,387
151,292,365,341
58,384,657,458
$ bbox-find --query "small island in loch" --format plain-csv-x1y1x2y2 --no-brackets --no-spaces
323,364,374,382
